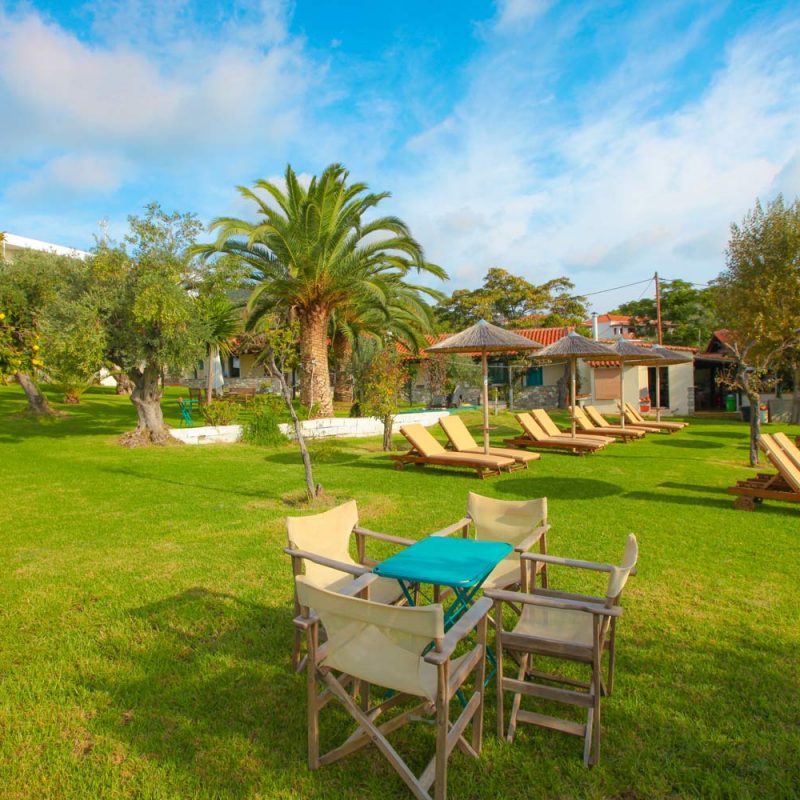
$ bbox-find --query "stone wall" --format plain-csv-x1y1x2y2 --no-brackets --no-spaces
514,385,559,409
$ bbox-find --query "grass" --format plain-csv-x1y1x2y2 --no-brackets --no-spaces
1,384,799,799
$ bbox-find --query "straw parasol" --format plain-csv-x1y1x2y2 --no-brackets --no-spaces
650,345,693,421
533,332,617,436
426,319,543,453
606,339,665,428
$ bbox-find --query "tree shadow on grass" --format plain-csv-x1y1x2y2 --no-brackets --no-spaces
650,438,723,449
686,429,748,439
495,476,624,501
623,489,797,516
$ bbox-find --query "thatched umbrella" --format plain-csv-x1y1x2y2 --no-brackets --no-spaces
607,338,665,428
426,319,542,453
533,332,617,436
650,345,693,421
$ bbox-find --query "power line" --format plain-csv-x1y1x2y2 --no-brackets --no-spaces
579,278,654,298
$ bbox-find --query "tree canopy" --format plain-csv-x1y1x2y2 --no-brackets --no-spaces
435,268,588,331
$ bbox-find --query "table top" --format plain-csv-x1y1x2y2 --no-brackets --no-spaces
373,536,512,588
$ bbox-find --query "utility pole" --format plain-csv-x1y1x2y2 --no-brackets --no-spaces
655,271,663,345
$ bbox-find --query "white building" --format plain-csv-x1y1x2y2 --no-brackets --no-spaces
1,232,91,262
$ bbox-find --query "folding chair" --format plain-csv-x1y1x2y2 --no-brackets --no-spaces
296,574,491,800
487,534,638,766
286,500,414,670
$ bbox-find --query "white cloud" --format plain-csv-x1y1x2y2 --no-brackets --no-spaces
494,0,554,31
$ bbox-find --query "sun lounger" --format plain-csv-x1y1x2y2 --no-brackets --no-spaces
570,405,645,442
530,409,615,446
772,432,800,472
438,414,538,468
392,423,517,478
728,433,800,509
622,401,687,431
585,404,664,434
503,413,609,455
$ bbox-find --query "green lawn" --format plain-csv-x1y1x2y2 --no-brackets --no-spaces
1,385,799,799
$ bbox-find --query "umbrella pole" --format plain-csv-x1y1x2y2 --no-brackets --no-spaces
619,360,625,428
656,366,662,422
571,360,577,437
482,351,489,454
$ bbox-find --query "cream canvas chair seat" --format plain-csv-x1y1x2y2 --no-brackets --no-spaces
487,534,638,767
504,412,610,455
622,401,687,431
438,414,539,467
530,409,616,446
286,499,413,670
296,574,491,800
392,423,516,478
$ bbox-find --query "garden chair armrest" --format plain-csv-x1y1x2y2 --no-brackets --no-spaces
485,588,622,617
424,597,492,665
337,572,382,597
520,552,613,572
429,517,472,538
293,610,319,630
514,524,551,553
283,547,370,577
353,527,415,546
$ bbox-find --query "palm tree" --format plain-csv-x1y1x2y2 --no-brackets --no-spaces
198,164,446,417
197,296,241,404
331,276,442,404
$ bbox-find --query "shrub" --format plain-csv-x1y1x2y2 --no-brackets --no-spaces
241,400,286,446
203,399,241,426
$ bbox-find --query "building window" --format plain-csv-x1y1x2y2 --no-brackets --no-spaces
594,368,621,400
525,367,543,387
488,365,506,385
229,356,241,378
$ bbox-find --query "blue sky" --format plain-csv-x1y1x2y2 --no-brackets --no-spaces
1,0,799,310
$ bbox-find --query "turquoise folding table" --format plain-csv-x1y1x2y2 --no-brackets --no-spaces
373,535,512,631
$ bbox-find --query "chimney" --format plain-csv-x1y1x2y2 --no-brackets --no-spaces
591,312,599,341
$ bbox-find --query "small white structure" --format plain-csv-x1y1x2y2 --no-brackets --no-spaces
1,232,91,261
169,410,449,445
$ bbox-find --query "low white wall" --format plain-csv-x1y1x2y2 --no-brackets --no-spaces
169,410,449,445
170,424,242,445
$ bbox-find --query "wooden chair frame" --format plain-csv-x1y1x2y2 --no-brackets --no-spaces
729,434,800,509
487,547,635,767
286,523,414,671
296,574,491,800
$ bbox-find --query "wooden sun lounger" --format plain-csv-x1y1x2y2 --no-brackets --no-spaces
570,405,645,442
622,401,687,431
530,409,615,446
392,423,517,478
729,433,800,510
503,413,609,455
438,414,538,468
772,432,800,472
585,404,664,434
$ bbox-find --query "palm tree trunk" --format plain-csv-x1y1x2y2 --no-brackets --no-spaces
14,372,56,415
299,306,333,417
333,334,354,404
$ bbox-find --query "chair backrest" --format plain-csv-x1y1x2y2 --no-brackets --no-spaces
759,435,800,494
439,415,478,451
286,500,358,588
531,409,561,438
571,405,595,430
772,432,800,471
624,401,643,423
516,412,546,441
606,534,638,601
584,406,610,428
401,424,446,456
296,576,444,700
468,492,547,547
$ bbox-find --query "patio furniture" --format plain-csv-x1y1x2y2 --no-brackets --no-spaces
432,492,550,592
392,424,518,478
530,410,615,446
571,405,645,442
285,500,414,670
585,405,663,434
622,401,687,431
438,414,540,468
188,386,205,405
295,574,491,800
773,432,800,471
729,434,800,510
504,413,609,455
177,398,195,427
486,534,638,767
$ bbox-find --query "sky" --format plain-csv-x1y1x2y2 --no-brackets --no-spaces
1,0,799,311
